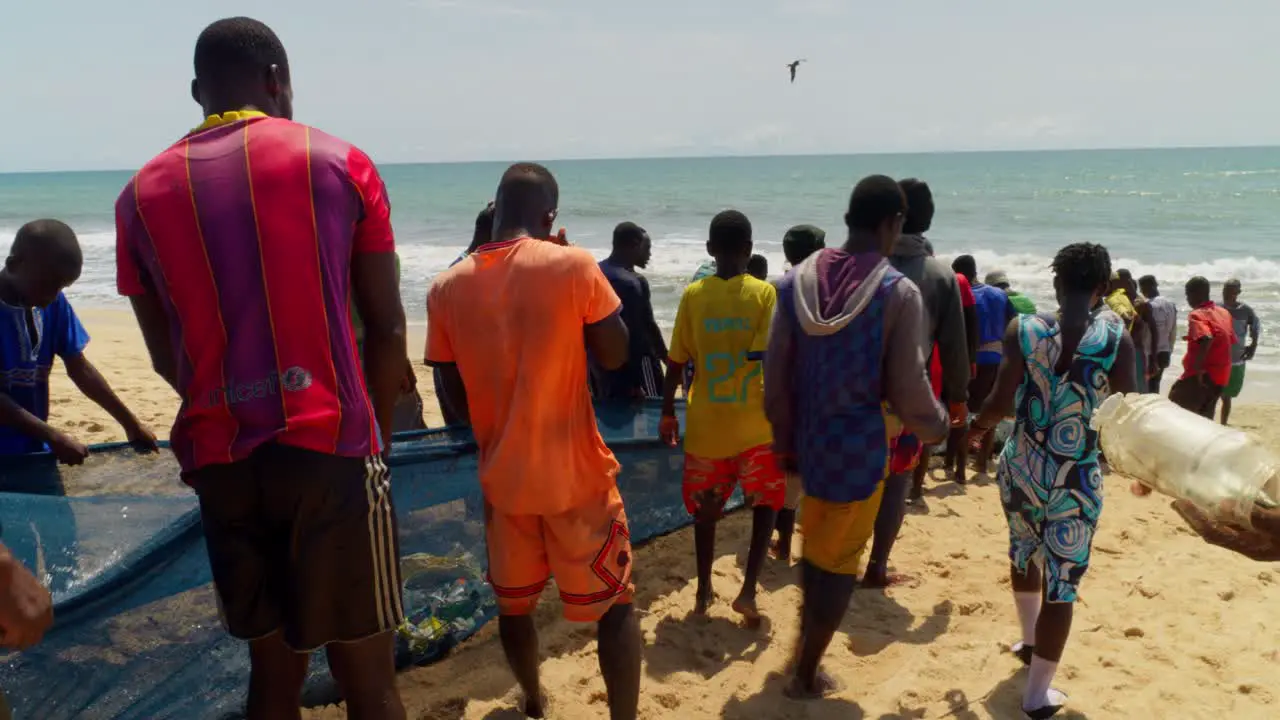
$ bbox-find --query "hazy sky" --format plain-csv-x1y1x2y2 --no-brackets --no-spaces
1,0,1276,172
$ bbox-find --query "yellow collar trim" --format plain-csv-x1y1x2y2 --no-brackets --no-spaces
192,110,269,133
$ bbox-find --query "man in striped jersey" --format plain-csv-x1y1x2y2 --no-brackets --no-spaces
115,18,406,719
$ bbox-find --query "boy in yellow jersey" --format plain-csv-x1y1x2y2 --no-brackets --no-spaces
660,210,783,625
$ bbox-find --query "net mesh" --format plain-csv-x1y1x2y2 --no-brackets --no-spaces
0,401,720,720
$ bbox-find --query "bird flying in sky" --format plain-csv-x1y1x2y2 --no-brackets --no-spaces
786,59,806,83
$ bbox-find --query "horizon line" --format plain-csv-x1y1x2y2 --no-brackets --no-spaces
2,142,1277,176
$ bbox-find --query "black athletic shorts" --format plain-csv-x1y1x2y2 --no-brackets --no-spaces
967,363,1001,414
187,443,403,651
1168,376,1223,421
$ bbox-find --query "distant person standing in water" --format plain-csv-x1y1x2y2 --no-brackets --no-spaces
766,176,947,698
590,222,667,401
770,224,826,562
970,242,1135,719
748,254,769,281
427,163,641,720
1220,278,1261,426
116,17,408,718
1168,277,1235,420
1139,275,1178,393
953,254,1016,478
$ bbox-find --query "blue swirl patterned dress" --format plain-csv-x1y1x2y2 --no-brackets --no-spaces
998,310,1123,603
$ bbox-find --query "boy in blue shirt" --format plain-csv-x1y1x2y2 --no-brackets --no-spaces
0,220,155,488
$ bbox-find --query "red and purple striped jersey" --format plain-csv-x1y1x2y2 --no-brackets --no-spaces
115,113,393,473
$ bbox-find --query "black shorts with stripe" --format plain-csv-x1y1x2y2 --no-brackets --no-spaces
187,443,403,651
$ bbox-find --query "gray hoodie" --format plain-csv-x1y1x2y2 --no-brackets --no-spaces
765,249,949,458
889,233,970,405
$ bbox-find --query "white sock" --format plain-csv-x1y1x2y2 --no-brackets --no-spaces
1024,656,1063,710
1014,591,1041,647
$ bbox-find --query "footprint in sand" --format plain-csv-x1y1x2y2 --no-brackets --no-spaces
654,692,682,709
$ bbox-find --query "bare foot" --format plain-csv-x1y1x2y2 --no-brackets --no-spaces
784,669,842,699
732,594,763,629
907,482,924,504
769,539,791,562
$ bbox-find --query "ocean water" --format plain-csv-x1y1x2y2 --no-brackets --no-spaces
2,146,1279,380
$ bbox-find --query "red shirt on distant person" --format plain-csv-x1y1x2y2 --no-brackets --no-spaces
115,112,393,472
1181,300,1236,387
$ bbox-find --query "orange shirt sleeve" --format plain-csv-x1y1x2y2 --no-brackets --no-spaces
576,250,622,325
425,284,455,364
115,180,148,297
346,146,395,255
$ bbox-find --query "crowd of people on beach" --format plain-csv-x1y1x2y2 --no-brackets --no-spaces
0,15,1273,720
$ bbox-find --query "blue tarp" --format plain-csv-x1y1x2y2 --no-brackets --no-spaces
0,400,719,719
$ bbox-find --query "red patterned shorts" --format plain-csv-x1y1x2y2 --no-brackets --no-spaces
682,444,785,516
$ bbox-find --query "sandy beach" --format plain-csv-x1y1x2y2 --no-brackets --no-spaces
46,309,1280,718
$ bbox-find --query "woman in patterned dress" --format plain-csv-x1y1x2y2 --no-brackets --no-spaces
970,243,1138,719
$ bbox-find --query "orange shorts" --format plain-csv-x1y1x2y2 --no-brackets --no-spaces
682,444,785,515
485,486,634,622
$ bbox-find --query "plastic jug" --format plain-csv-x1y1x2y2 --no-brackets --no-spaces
1091,393,1280,528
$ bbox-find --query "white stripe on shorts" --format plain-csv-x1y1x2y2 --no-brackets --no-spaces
363,455,403,630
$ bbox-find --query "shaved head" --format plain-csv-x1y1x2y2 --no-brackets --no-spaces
493,163,560,240
4,219,83,307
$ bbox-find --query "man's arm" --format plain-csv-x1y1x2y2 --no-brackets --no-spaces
117,183,178,392
1189,337,1212,378
762,300,797,456
973,319,1026,431
641,276,668,360
963,306,980,367
935,276,970,406
1109,332,1138,395
883,283,949,444
1245,308,1261,360
581,258,628,371
63,354,155,449
129,294,180,392
352,252,408,453
585,314,629,372
0,543,53,650
1186,314,1213,380
433,364,470,426
425,287,468,426
1136,302,1159,372
348,149,408,452
660,292,692,423
0,394,62,449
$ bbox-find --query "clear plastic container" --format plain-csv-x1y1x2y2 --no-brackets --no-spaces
1092,393,1280,528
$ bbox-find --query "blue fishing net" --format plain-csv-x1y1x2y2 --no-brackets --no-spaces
0,400,716,720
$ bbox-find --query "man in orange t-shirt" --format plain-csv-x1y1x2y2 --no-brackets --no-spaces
1169,276,1237,419
425,163,640,720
